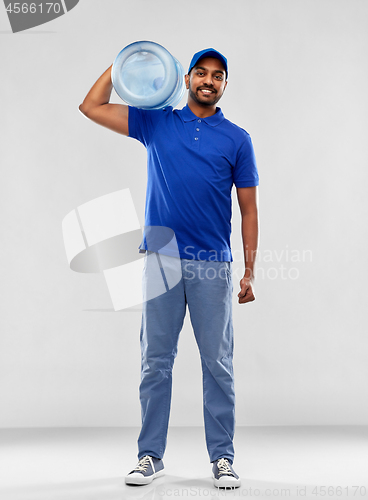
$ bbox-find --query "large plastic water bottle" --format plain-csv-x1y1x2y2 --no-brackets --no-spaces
112,41,185,110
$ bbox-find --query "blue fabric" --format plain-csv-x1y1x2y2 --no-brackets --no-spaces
128,456,164,476
188,48,228,78
137,252,235,464
128,104,259,262
212,458,239,476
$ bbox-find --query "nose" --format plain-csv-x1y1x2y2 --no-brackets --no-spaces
203,73,214,86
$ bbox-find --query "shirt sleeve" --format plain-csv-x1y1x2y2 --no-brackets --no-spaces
128,106,168,148
233,133,259,188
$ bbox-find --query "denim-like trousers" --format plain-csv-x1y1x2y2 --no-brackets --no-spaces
137,252,235,464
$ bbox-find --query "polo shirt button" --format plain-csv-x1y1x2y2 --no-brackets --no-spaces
198,119,201,123
195,137,198,141
196,128,200,131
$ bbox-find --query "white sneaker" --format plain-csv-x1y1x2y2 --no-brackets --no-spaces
212,458,241,488
125,455,165,485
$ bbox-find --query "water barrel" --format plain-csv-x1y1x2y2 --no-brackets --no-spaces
112,40,185,110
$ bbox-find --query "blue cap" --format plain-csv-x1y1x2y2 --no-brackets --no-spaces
188,48,228,79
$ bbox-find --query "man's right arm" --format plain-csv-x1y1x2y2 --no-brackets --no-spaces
79,65,129,136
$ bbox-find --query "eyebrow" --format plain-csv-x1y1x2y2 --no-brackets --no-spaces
195,66,225,74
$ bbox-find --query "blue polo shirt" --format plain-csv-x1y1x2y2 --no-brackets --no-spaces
128,104,259,261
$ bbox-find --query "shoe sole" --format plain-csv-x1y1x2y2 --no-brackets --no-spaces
125,468,165,485
213,475,241,488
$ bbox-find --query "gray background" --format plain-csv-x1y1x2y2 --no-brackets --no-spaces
1,0,367,428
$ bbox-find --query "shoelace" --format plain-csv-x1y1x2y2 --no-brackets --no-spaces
217,458,233,476
133,455,151,472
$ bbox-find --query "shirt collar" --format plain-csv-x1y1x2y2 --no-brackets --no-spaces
179,104,225,127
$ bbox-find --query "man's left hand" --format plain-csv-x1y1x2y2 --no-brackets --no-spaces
238,277,255,304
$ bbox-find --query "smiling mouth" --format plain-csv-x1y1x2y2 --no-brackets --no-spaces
198,88,216,95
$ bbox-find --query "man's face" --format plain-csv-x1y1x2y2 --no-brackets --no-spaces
185,57,227,107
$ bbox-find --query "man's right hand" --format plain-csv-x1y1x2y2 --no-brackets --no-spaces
79,65,129,136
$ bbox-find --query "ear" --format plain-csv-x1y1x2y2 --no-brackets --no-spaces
185,74,190,89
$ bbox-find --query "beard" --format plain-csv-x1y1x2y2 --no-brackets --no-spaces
188,85,222,107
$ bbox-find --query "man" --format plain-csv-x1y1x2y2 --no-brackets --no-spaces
79,48,259,489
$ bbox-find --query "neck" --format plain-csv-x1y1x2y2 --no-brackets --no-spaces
187,98,218,118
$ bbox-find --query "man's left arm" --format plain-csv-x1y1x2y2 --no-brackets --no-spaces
236,186,259,304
